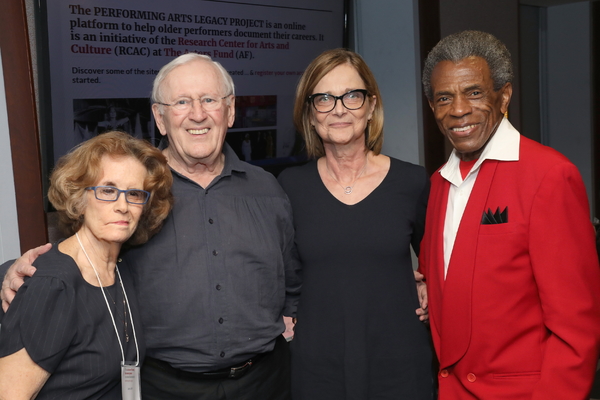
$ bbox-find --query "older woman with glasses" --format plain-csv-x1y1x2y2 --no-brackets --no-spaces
0,131,172,399
278,49,433,399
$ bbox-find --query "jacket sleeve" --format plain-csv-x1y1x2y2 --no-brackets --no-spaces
528,161,600,399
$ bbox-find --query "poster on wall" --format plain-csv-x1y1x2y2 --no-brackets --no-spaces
38,0,346,172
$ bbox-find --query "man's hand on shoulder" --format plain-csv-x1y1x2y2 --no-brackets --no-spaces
1,243,51,312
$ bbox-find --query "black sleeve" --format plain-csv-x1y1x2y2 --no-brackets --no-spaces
0,259,16,277
411,167,430,257
0,275,76,373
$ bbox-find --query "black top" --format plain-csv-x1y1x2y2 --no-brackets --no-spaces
0,244,144,400
278,158,433,400
123,143,301,372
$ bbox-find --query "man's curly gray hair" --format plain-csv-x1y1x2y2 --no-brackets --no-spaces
422,30,513,100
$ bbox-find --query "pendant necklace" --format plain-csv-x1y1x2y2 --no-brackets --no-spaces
326,157,368,195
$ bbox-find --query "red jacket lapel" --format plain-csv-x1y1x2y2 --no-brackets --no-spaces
439,160,499,368
422,171,448,345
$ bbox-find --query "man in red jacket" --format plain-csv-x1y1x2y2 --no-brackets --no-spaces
419,30,600,399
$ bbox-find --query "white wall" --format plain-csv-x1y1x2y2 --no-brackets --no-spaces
544,1,594,205
0,50,22,260
352,0,424,166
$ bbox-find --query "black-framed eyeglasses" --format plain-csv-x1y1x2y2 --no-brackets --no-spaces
308,89,369,113
156,94,231,113
86,186,150,205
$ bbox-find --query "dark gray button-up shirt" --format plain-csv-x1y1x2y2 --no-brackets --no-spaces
124,144,301,372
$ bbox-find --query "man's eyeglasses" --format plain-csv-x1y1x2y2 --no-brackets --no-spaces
308,89,369,113
86,186,150,205
156,95,231,113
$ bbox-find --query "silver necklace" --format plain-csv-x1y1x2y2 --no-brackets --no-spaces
326,158,368,195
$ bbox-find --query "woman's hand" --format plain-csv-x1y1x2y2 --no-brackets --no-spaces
414,270,429,323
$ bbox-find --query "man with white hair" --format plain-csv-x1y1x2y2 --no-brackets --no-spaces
2,53,301,400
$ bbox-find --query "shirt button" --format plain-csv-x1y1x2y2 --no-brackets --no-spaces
440,369,449,378
212,250,218,256
220,351,225,358
467,373,476,382
216,284,222,290
218,317,224,324
209,218,214,224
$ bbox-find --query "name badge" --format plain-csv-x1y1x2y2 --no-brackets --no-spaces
122,362,141,400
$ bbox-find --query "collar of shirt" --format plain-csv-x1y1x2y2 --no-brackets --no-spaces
439,117,520,187
220,142,248,177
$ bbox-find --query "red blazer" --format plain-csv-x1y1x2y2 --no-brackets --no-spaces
420,136,600,400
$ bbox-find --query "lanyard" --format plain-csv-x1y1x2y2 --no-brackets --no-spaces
76,233,140,366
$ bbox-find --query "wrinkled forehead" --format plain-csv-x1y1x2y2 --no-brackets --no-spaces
430,57,492,91
162,60,226,97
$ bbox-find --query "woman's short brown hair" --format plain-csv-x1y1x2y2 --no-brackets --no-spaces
48,131,173,246
294,48,384,158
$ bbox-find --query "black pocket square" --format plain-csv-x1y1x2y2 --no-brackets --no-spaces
481,207,508,224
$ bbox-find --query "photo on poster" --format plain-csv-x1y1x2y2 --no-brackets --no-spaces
227,94,278,163
73,98,156,144
226,129,277,162
232,95,277,129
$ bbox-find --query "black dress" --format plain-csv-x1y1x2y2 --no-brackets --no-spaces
278,158,433,400
0,244,144,399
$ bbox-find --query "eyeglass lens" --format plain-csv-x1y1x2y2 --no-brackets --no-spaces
89,186,149,204
168,96,227,112
311,90,367,113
